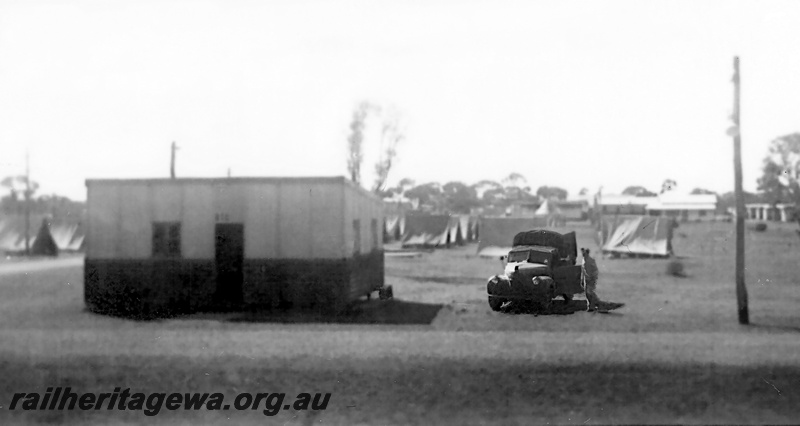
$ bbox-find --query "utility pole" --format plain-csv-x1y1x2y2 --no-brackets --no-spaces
731,56,749,325
170,141,178,178
24,151,31,256
595,186,604,247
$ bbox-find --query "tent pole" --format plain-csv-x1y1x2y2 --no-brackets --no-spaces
732,56,749,325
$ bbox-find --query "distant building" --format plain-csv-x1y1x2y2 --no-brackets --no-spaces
597,195,654,215
743,203,796,222
597,193,718,222
645,193,717,222
505,200,542,218
553,200,589,221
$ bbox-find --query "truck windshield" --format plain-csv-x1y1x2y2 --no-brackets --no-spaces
507,250,529,263
528,250,551,265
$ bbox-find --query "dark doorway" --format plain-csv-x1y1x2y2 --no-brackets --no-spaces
215,223,244,310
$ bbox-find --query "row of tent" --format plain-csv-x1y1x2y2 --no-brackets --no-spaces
384,213,479,248
4,212,669,258
0,215,85,255
474,215,674,258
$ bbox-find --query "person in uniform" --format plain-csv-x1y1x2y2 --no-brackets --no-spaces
581,248,602,312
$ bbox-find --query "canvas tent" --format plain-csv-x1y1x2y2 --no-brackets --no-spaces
402,214,459,248
470,216,480,241
32,219,58,256
535,200,566,227
49,221,86,251
447,216,463,246
0,215,38,253
599,215,673,257
0,215,78,255
476,217,548,258
457,215,473,241
384,214,406,242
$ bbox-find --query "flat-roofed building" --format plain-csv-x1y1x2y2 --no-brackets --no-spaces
84,177,384,318
645,193,717,222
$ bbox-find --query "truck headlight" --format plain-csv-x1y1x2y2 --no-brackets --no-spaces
532,277,541,285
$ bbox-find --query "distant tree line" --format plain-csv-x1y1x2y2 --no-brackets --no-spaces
381,173,568,214
1,176,85,218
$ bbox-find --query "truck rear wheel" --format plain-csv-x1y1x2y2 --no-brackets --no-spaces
379,285,394,300
488,296,506,311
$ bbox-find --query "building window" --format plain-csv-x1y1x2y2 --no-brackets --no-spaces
352,219,361,255
153,222,181,257
371,219,378,250
698,210,707,217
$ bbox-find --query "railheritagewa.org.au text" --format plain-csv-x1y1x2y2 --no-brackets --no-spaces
8,387,331,417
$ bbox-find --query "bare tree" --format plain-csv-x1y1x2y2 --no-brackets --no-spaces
661,179,677,194
346,102,375,185
373,108,405,194
1,175,38,204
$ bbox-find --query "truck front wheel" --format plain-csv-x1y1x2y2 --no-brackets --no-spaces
488,296,506,311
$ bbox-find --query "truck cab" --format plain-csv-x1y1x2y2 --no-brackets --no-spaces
487,230,583,312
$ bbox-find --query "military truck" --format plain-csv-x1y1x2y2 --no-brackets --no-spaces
486,229,583,312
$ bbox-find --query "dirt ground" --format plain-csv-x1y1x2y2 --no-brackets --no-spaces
1,221,799,424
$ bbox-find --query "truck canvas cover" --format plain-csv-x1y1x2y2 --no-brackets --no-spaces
512,229,577,260
476,217,548,258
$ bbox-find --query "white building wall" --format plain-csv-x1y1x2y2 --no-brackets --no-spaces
182,184,215,258
243,183,279,259
278,182,313,259
152,184,183,223
120,185,151,257
277,181,345,259
86,184,118,258
308,182,345,258
86,178,351,260
343,182,383,256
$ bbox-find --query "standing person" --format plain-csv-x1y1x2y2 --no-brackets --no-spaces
581,248,601,312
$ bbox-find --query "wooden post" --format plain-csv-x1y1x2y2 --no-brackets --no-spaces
732,56,749,325
24,151,30,256
170,141,178,179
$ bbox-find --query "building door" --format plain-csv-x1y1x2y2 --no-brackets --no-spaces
215,223,244,309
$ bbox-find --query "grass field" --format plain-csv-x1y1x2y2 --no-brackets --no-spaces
1,221,799,424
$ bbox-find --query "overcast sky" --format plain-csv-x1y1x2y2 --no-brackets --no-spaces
1,0,799,201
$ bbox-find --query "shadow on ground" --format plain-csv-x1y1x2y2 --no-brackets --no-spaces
229,299,444,325
501,300,625,316
747,323,800,333
406,275,483,285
